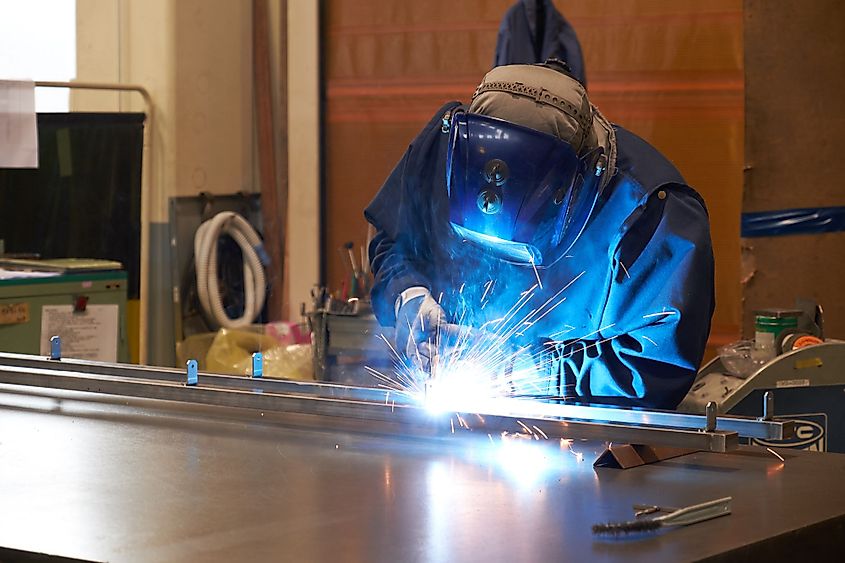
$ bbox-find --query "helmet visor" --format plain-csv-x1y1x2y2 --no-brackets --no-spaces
447,112,601,267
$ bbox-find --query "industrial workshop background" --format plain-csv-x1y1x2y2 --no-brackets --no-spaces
72,0,320,366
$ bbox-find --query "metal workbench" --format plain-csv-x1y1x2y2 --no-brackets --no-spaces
0,354,844,561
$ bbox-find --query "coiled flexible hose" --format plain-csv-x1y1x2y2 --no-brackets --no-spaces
194,211,268,329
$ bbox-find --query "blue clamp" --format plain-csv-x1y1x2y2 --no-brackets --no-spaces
252,352,263,378
186,359,198,386
49,336,61,360
254,244,271,267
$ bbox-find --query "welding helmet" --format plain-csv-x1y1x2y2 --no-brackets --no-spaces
446,111,608,267
446,62,616,268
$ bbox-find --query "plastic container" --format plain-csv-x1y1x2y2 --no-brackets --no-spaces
753,308,801,362
719,340,766,378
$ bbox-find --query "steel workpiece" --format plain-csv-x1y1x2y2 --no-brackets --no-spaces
0,352,794,444
0,363,735,452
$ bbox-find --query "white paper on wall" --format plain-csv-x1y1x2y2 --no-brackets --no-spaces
40,304,119,362
0,79,38,168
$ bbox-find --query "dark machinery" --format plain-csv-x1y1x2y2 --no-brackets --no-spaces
679,341,845,453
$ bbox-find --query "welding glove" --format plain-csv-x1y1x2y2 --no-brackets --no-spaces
394,287,458,373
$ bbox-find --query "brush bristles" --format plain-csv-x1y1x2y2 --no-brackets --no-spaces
592,518,663,535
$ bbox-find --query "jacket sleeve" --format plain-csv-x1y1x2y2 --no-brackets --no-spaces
559,185,715,409
364,149,430,326
363,102,461,327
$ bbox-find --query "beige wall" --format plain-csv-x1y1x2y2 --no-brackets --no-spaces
75,0,254,221
286,1,321,319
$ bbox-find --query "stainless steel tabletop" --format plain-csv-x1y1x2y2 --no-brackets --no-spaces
1,383,844,562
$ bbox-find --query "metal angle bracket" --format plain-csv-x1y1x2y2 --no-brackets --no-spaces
760,390,774,421
186,359,198,386
252,353,263,379
49,336,61,361
593,444,698,470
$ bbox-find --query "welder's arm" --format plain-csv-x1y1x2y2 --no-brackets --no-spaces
367,228,431,325
368,230,501,373
364,101,464,329
395,287,469,372
364,101,463,328
551,187,715,409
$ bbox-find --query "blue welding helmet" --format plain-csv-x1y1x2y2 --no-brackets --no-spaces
446,111,607,268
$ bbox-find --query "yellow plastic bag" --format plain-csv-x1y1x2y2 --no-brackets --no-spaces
204,327,314,380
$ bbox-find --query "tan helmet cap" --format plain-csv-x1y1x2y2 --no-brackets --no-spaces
469,64,617,188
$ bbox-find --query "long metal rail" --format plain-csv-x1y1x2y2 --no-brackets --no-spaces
0,352,794,451
0,363,736,452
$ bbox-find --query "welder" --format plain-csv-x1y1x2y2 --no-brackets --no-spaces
364,60,715,410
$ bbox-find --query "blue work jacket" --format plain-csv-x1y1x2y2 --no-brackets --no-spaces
365,102,715,409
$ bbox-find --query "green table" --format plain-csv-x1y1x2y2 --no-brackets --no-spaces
0,270,128,362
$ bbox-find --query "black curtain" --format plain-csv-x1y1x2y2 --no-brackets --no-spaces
0,113,144,298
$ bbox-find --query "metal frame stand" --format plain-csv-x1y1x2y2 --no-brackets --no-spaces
34,81,154,364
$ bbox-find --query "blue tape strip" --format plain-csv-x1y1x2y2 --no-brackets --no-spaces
741,206,845,237
254,244,271,267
